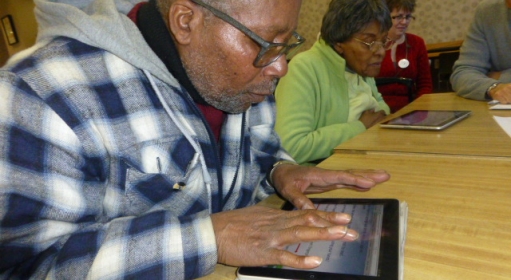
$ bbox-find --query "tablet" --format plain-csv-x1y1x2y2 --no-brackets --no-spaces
237,198,401,280
380,110,471,130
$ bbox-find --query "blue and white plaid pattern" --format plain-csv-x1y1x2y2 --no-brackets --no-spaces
0,38,291,279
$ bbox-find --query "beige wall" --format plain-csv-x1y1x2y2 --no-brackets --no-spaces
296,0,331,51
0,0,37,64
0,0,487,63
297,0,485,51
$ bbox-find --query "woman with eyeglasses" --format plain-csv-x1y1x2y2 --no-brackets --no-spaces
377,0,432,113
275,0,391,165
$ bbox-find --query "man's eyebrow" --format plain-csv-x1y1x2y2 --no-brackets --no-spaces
255,25,297,35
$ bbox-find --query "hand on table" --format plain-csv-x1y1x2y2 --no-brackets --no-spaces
211,205,357,269
272,164,390,210
489,83,511,104
359,109,387,129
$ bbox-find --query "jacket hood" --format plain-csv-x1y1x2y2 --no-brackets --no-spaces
33,0,178,86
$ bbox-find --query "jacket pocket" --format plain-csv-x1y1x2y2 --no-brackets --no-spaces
124,155,207,216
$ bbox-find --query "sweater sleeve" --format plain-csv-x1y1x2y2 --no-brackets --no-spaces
275,55,366,164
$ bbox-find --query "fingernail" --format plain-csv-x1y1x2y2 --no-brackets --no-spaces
345,229,359,241
335,213,352,223
301,204,315,210
328,226,348,235
305,256,323,267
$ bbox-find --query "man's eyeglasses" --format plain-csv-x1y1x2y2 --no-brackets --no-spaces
353,38,393,53
191,0,305,68
391,14,416,21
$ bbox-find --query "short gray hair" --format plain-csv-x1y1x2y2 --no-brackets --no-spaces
320,0,392,47
155,0,246,28
155,0,174,27
385,0,416,13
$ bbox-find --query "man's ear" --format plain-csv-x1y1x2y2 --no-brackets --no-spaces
168,1,202,45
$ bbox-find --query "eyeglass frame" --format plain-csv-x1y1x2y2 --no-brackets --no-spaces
391,14,416,21
190,0,305,68
353,37,393,53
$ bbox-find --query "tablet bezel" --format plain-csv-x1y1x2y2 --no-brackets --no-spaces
379,110,471,130
237,198,400,280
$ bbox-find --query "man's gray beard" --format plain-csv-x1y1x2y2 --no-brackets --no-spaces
199,79,277,114
200,88,247,114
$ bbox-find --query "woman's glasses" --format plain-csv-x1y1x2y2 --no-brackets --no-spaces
391,14,416,22
354,38,393,53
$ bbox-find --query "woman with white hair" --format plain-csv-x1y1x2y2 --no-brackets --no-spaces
275,0,392,165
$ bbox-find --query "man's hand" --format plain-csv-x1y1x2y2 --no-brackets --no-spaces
272,165,390,210
489,83,511,104
211,205,358,268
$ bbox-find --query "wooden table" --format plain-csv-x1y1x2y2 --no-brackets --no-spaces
334,93,511,158
200,92,511,280
201,153,511,280
316,153,511,280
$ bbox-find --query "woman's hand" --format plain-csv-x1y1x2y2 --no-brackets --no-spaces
359,109,387,129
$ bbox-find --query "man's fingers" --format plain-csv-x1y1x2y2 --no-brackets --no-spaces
272,250,324,269
276,224,359,247
310,168,390,189
285,190,315,210
267,208,351,230
262,225,359,269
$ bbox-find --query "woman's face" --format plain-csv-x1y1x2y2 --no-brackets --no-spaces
334,21,387,77
389,8,414,40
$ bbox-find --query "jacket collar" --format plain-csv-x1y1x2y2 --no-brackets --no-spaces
137,0,208,105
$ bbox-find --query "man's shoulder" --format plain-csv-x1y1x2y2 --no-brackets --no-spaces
6,37,105,74
477,0,504,15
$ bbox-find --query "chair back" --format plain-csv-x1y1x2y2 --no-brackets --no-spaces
437,52,460,92
375,77,415,102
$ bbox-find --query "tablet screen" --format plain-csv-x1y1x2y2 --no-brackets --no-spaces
276,203,383,276
237,198,400,280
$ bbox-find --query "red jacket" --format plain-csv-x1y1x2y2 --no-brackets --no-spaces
377,33,433,112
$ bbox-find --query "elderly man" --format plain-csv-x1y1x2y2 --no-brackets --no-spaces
0,0,390,278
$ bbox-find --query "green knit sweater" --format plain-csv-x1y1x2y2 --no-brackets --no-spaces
275,39,390,165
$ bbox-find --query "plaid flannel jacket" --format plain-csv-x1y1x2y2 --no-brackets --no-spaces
0,38,289,279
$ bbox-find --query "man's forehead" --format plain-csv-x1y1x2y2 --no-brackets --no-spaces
230,0,301,31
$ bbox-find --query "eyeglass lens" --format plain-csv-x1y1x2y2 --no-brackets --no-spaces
392,15,415,21
369,41,391,52
255,34,304,67
355,38,392,52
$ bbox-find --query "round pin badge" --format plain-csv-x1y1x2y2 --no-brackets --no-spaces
398,58,410,69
